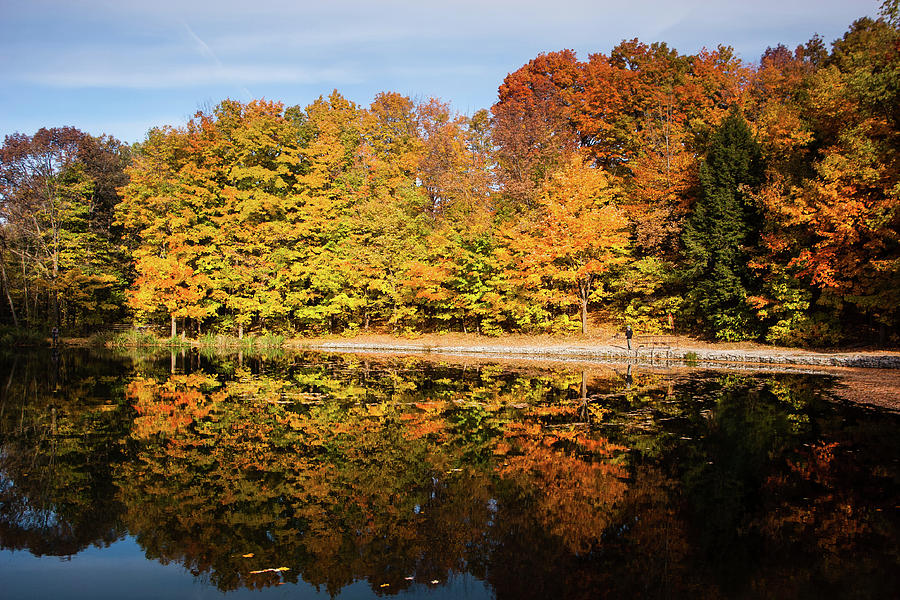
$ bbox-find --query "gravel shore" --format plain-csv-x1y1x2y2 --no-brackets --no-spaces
296,339,900,369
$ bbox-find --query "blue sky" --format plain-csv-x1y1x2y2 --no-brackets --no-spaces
0,0,884,144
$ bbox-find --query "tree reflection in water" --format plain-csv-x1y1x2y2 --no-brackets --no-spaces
1,349,898,598
0,350,132,557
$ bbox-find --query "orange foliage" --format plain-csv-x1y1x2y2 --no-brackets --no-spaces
499,427,629,553
127,374,219,438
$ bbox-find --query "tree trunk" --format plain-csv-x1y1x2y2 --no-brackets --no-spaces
51,236,60,329
170,314,177,338
21,254,29,325
238,322,243,340
579,278,590,335
579,370,588,421
580,299,588,335
2,357,17,413
0,255,18,327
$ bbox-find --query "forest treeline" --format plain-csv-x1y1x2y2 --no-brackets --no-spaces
0,6,898,345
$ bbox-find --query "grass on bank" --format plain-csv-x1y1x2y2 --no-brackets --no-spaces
91,329,285,349
198,332,285,348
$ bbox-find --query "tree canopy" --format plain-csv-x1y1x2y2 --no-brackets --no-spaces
1,4,898,346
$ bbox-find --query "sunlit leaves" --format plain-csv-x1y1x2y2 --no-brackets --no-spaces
502,155,629,333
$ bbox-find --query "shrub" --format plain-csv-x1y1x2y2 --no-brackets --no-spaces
103,329,160,347
0,326,47,347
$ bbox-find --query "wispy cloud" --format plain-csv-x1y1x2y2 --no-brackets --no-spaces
181,20,252,98
182,21,220,64
26,64,364,89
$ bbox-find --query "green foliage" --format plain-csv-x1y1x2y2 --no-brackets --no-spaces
99,330,162,347
682,109,764,340
198,332,219,346
0,326,47,348
766,312,846,348
618,257,682,334
0,128,131,333
252,332,285,348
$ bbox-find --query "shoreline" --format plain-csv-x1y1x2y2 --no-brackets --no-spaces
36,333,900,408
292,338,900,370
52,332,900,369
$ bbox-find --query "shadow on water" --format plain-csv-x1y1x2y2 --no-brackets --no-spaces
1,347,898,598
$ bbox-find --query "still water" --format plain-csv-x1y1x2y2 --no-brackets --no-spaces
1,348,898,599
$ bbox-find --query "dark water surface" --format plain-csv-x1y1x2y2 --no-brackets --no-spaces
1,348,898,599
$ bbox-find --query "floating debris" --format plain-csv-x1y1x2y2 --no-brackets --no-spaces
249,567,289,574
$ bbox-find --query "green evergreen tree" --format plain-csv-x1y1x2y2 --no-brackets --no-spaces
682,108,764,340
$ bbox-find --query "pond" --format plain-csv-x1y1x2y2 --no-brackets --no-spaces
1,348,898,599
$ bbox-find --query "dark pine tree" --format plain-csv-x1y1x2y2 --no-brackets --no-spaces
682,108,764,340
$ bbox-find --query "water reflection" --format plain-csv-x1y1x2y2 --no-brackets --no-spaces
1,349,898,598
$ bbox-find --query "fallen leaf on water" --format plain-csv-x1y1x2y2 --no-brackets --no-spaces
404,577,414,581
250,567,289,574
431,580,440,584
241,553,255,558
380,583,390,588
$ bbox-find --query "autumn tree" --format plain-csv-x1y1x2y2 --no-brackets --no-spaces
749,6,900,343
502,155,629,334
0,128,129,331
492,50,581,208
417,99,492,219
201,99,303,337
789,15,900,340
291,91,402,332
117,126,214,337
352,92,425,331
746,40,827,344
573,42,751,257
